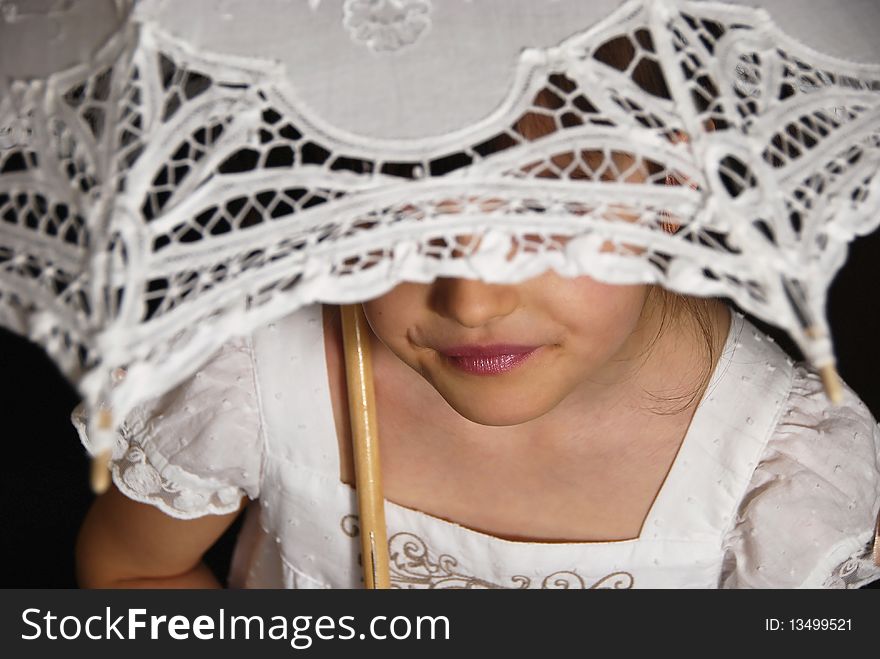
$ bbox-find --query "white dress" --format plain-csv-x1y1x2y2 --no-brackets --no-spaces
74,305,880,588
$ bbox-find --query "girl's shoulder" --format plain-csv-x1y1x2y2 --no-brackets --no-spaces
719,323,880,588
74,302,328,521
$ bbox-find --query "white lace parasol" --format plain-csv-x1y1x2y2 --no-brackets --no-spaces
1,0,879,456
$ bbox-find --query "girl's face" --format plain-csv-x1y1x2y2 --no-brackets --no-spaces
361,269,657,427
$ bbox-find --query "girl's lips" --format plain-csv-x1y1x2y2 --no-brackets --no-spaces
440,344,538,357
439,345,540,375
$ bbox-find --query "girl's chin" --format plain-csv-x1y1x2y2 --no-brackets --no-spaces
417,351,568,426
436,387,560,427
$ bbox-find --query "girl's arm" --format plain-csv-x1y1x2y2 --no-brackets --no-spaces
75,483,247,589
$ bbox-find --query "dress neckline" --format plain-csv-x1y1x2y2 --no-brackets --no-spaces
311,304,749,547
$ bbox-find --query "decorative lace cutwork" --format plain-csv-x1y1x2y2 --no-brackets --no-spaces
343,0,432,53
2,1,879,449
340,515,635,589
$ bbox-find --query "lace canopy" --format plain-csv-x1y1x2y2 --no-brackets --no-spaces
1,0,879,454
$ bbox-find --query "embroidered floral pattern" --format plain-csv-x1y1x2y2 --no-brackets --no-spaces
341,513,360,538
102,421,245,519
119,447,163,495
341,515,635,589
822,549,879,589
343,0,432,53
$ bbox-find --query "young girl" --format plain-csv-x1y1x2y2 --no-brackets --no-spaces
67,14,880,588
1,0,878,590
72,266,880,589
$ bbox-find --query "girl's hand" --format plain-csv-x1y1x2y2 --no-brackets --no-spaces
75,483,247,588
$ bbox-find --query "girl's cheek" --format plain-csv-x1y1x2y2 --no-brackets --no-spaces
363,294,423,360
561,281,647,337
361,299,398,347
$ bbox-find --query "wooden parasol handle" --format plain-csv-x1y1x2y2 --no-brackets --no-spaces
340,303,391,589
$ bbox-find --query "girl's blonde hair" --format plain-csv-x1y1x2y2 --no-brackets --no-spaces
646,288,720,415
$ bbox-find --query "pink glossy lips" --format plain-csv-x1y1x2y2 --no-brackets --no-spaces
440,345,539,375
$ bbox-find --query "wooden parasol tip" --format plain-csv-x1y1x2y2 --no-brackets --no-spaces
873,509,880,568
818,364,843,406
90,408,114,494
97,407,113,430
90,448,112,495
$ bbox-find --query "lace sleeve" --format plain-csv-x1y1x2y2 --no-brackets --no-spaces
821,531,880,588
720,366,880,589
72,335,264,519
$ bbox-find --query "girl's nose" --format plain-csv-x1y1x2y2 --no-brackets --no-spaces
428,276,520,329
